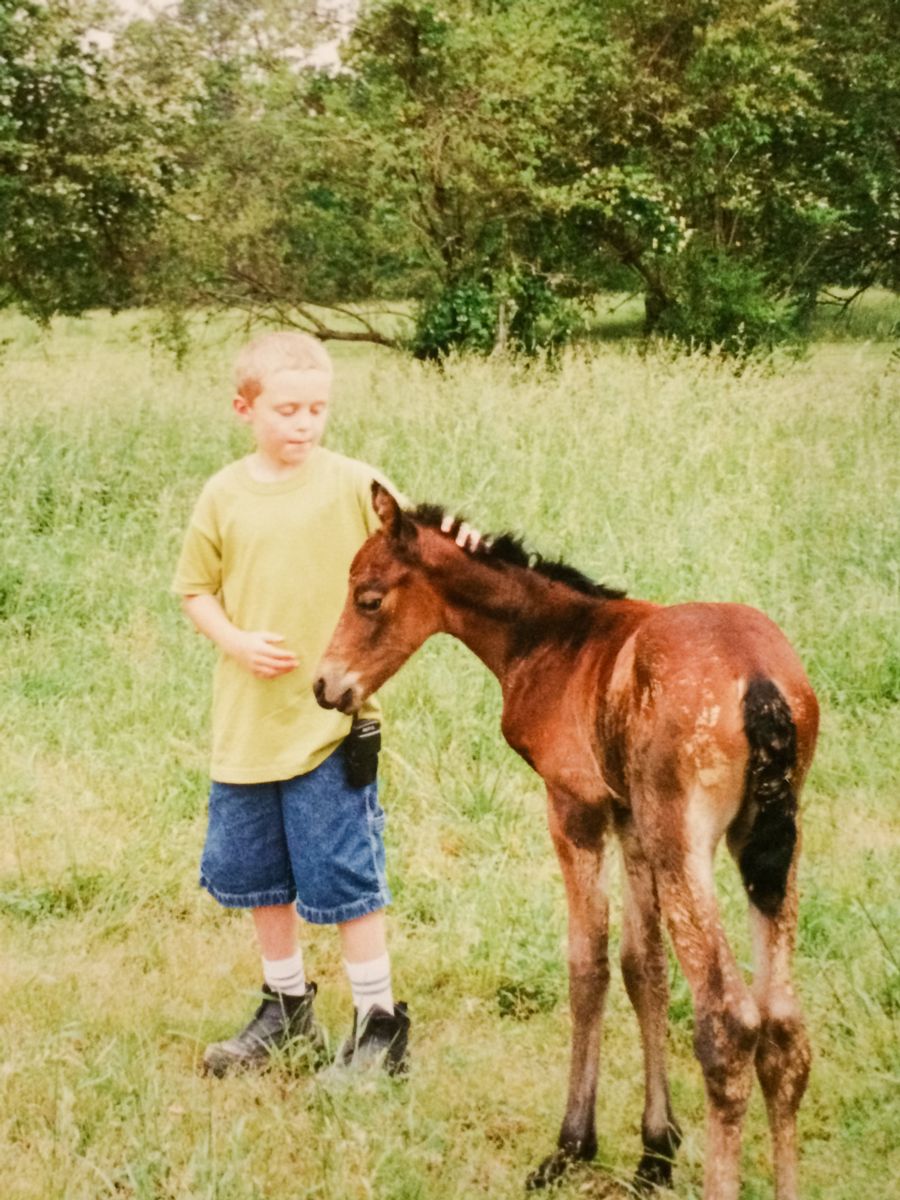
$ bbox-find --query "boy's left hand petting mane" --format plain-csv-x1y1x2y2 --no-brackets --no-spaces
441,515,482,552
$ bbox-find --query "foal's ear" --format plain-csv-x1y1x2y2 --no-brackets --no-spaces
371,480,405,537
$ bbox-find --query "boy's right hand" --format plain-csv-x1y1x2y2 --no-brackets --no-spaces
228,631,298,679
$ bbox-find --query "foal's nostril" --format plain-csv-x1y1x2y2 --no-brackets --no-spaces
313,677,325,703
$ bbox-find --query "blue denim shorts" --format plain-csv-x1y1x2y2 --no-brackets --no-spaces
200,746,391,925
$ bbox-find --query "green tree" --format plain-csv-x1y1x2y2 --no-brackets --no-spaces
525,1,844,348
794,0,900,306
0,0,171,321
331,0,857,352
114,0,417,346
337,0,897,352
8,0,895,353
336,0,607,353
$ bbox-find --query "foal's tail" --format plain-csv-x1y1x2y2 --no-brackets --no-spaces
738,678,798,917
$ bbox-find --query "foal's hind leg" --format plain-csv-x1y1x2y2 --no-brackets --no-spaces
747,858,810,1200
527,790,611,1189
732,679,813,1200
616,811,681,1190
639,799,760,1200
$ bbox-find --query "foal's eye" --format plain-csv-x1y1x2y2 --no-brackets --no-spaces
357,594,383,613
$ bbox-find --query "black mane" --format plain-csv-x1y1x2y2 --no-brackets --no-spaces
409,504,626,601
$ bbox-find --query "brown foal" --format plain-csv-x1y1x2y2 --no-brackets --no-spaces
314,483,818,1200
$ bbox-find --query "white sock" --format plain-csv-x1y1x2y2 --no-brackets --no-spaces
262,950,307,997
344,952,394,1017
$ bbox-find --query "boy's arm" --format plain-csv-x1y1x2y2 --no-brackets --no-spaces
181,593,298,680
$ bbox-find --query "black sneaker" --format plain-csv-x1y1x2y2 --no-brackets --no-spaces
202,982,325,1077
331,1002,410,1076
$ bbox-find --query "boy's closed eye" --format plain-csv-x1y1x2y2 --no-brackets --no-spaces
276,402,327,416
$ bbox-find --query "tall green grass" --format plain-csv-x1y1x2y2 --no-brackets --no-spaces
1,307,897,1198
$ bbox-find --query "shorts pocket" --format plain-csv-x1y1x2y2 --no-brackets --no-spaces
364,784,386,832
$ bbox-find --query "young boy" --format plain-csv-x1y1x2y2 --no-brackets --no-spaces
173,330,409,1077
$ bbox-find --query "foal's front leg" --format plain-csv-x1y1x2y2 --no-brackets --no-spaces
616,811,682,1191
527,790,611,1190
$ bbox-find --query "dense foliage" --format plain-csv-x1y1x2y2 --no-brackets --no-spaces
1,0,897,351
0,0,171,320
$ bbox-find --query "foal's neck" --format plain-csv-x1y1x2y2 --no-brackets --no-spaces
428,544,600,680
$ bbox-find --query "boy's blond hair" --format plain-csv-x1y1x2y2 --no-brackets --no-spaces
234,331,333,403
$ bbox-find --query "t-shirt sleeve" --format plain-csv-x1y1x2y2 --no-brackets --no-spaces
171,484,222,596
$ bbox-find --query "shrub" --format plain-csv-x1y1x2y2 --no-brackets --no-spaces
412,279,498,358
411,272,582,358
656,245,804,356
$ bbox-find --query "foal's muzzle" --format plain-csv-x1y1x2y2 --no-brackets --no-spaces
313,668,359,714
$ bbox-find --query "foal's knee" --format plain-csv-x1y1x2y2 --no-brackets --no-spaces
693,993,760,1120
621,922,666,990
756,1009,811,1111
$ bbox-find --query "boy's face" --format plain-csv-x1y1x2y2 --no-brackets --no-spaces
234,369,331,471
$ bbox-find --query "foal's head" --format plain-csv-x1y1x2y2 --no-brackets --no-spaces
315,481,622,713
314,483,445,712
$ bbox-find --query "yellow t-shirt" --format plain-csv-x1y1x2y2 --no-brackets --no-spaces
172,447,388,784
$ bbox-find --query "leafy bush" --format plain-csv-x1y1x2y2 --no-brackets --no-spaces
411,272,581,358
506,273,583,355
412,279,498,358
656,246,804,356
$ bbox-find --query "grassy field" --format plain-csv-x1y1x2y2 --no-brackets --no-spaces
0,302,897,1199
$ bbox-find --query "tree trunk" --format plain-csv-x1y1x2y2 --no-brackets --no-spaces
643,288,670,333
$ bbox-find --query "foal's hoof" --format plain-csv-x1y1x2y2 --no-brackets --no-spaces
525,1149,573,1190
633,1121,681,1192
633,1154,674,1192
